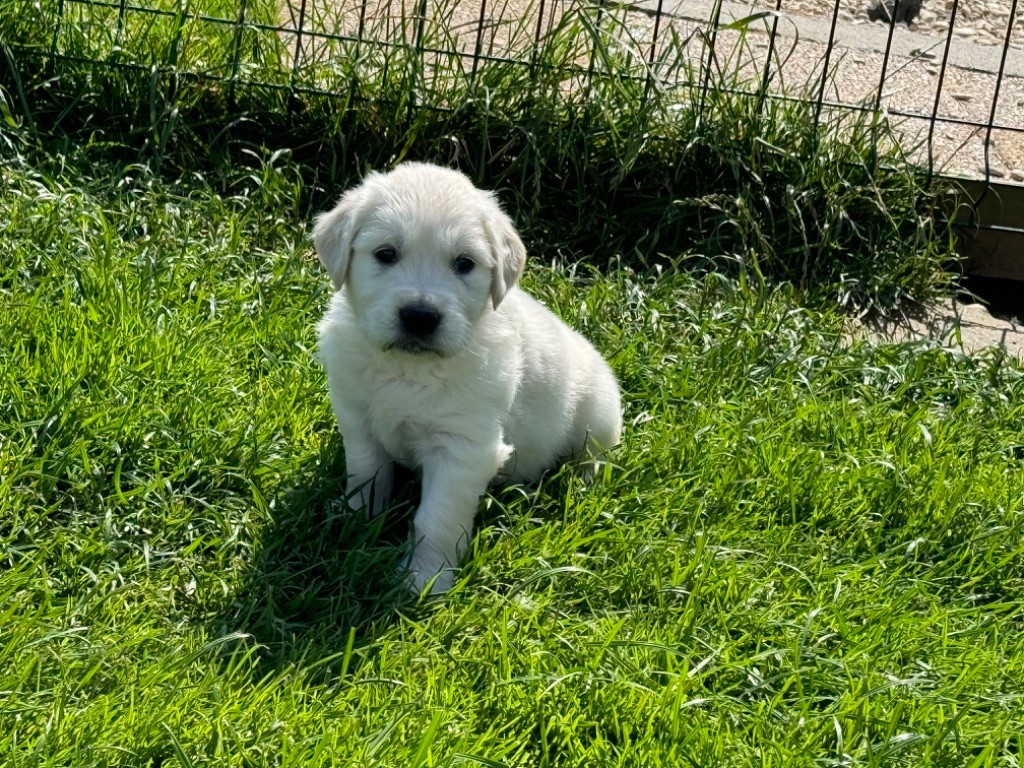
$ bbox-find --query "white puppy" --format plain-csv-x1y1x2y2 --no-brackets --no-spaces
314,162,621,594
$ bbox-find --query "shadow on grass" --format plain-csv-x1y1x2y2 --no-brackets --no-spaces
217,436,422,668
216,433,578,670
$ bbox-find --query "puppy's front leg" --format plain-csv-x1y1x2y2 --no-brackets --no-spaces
407,442,508,594
341,429,394,518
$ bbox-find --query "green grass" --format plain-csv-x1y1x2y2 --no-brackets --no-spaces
1,0,959,313
2,142,1023,766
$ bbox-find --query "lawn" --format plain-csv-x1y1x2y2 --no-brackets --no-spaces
1,0,1023,760
2,142,1023,766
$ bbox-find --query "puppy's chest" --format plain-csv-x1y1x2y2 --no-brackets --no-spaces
364,376,470,464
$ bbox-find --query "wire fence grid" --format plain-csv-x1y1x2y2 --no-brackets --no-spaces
4,0,1024,235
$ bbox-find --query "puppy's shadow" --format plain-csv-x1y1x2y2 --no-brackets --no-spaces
219,438,591,668
218,436,421,667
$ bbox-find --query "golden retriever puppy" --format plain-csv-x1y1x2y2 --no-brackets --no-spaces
314,162,621,593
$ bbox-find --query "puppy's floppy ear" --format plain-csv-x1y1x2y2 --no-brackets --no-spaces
312,182,373,290
484,205,527,309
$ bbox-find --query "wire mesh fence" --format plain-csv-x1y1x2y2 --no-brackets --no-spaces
3,0,1023,247
16,0,1020,174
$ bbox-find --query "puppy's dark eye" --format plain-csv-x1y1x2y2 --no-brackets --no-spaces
374,246,399,266
453,256,475,275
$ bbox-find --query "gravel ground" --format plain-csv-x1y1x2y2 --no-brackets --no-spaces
740,0,1024,178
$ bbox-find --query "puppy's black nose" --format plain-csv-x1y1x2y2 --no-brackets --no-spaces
399,305,441,337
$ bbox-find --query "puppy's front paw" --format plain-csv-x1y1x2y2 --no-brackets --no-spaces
405,546,457,595
343,462,394,520
346,477,387,519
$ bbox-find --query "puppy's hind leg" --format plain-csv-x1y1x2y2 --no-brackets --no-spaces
571,392,622,482
575,436,615,482
406,441,511,594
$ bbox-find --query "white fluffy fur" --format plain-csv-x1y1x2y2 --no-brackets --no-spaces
314,162,621,594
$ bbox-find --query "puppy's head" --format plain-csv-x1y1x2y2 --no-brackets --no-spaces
313,162,527,358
